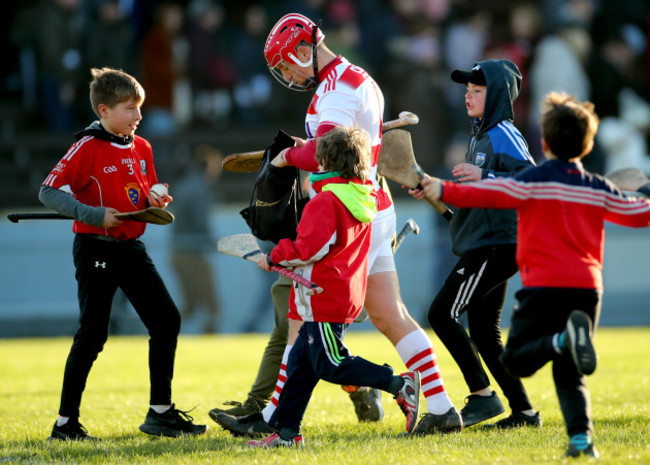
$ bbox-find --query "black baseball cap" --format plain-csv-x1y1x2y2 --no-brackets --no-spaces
451,65,486,85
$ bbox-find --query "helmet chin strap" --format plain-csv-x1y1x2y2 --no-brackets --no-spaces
311,20,321,85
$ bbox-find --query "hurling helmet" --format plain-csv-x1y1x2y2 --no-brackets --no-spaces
264,13,325,91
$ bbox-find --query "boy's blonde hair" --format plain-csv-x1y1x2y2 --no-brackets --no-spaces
316,127,372,180
540,92,600,160
89,68,145,117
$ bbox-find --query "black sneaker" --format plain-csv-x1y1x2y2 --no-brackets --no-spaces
565,311,597,376
492,411,542,429
47,419,99,441
208,396,265,423
214,412,276,438
344,386,384,422
460,392,504,427
409,407,463,436
565,442,599,458
139,404,207,437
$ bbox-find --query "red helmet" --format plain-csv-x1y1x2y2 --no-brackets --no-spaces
264,13,325,91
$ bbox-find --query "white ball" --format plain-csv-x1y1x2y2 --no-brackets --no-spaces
150,183,168,199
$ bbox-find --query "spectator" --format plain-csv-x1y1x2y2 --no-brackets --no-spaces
528,24,592,161
11,0,86,132
170,144,223,334
186,0,238,127
140,1,187,136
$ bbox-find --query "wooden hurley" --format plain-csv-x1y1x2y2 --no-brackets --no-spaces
222,111,420,173
606,168,650,197
217,233,323,295
7,207,174,225
378,129,454,222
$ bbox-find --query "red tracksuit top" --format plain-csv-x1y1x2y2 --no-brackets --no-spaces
270,175,374,323
441,159,650,290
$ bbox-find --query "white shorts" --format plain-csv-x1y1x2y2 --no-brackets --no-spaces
368,205,396,275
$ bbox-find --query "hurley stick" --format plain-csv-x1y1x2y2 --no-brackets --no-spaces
222,111,420,173
217,233,324,295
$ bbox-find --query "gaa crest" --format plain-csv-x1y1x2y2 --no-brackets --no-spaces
125,183,141,206
475,152,486,167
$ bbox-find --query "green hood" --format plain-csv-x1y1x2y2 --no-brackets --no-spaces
324,182,377,223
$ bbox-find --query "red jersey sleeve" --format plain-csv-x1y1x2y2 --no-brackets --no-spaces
284,123,338,172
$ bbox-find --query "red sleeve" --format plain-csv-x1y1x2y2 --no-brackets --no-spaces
441,178,528,209
604,195,650,227
270,194,337,265
284,123,338,172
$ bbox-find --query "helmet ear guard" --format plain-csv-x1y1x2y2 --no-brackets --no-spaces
264,13,324,92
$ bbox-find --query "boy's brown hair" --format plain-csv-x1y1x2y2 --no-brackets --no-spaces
89,68,145,117
540,92,600,161
316,126,371,180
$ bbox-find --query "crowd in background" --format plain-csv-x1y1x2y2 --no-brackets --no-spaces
2,0,650,178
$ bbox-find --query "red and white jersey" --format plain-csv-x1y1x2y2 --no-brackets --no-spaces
285,56,390,210
42,134,158,240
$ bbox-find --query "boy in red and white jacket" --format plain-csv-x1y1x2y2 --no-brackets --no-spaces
246,127,421,448
413,92,650,458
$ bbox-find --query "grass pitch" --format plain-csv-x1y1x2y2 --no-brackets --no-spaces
0,328,649,464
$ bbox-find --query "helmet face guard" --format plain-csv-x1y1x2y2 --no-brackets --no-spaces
264,13,324,92
268,62,316,92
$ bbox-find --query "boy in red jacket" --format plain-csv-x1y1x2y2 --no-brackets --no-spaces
411,92,650,458
247,126,421,447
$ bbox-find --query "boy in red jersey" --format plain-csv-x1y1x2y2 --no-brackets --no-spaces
245,126,421,447
40,67,205,441
411,92,650,458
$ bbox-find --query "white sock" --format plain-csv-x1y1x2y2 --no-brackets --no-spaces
150,405,172,414
261,344,293,423
395,329,454,415
56,416,69,427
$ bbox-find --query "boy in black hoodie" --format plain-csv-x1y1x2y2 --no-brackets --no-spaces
40,67,206,441
411,59,539,432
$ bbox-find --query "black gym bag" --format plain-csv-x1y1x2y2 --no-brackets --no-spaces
240,130,307,244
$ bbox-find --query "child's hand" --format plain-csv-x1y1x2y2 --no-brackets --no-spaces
407,185,426,200
257,254,271,272
452,163,481,182
420,175,443,200
148,183,172,208
102,207,123,228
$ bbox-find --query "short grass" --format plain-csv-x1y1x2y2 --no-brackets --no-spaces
1,328,649,464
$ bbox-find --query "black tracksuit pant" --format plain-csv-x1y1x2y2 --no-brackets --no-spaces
269,321,396,433
428,244,533,413
500,288,601,437
59,234,180,418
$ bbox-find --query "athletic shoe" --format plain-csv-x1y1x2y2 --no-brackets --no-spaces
460,392,505,427
491,411,542,429
565,310,597,376
247,431,304,448
565,442,599,458
139,404,207,437
214,412,276,438
208,396,265,422
47,419,99,441
394,371,421,433
343,386,384,422
409,407,463,435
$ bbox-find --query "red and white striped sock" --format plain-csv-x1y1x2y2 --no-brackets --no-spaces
261,344,292,423
395,329,454,414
